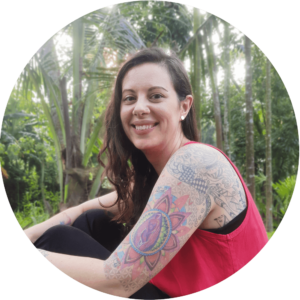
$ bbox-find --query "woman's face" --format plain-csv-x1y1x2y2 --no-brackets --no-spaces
120,63,187,153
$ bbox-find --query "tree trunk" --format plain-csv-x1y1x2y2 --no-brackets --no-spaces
223,21,231,157
218,58,242,94
244,36,256,201
72,18,84,138
203,24,223,150
193,8,202,140
265,58,273,232
60,77,87,207
60,77,72,204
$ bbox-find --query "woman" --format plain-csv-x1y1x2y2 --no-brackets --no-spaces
25,48,268,298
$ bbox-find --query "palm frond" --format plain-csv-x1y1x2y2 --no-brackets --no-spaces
3,113,36,120
0,130,17,143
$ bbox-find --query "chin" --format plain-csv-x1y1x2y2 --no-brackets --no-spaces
132,140,152,151
132,138,160,152
132,139,153,150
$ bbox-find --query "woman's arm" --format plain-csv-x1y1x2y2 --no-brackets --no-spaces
102,143,246,296
25,191,119,244
37,249,121,296
80,190,121,215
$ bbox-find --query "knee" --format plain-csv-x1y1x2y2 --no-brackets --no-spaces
82,209,110,219
34,225,72,248
44,224,72,238
73,209,111,227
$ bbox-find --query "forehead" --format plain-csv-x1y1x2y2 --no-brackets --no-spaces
122,63,173,90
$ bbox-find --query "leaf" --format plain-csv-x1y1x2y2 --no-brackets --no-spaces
27,66,64,203
89,166,103,199
82,116,103,167
3,113,36,120
92,144,100,154
64,184,69,203
97,138,103,148
1,166,9,179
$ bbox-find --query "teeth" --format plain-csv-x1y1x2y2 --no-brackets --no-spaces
135,124,155,130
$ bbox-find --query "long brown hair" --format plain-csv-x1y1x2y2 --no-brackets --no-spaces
98,48,199,232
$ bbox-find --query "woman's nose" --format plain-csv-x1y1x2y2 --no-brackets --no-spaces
132,98,150,116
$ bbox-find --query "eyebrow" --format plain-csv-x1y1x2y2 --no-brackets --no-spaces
122,86,168,94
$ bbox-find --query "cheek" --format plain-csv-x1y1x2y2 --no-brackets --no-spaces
120,108,134,140
120,106,130,127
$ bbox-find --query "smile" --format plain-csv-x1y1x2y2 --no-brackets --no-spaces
131,123,158,135
135,124,155,131
132,123,158,131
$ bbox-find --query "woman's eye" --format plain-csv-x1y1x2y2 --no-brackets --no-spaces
124,96,135,102
150,94,163,100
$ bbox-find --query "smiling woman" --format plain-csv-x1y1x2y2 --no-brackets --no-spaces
25,48,268,299
120,63,192,170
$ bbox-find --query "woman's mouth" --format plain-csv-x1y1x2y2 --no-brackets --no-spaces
131,123,158,134
132,123,158,131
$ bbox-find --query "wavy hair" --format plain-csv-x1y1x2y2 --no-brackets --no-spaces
98,48,199,233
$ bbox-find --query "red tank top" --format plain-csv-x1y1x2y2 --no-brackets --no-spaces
149,142,268,297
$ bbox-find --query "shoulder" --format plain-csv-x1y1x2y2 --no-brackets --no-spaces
166,143,230,181
166,143,247,222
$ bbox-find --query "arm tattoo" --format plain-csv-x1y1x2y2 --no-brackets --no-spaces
167,144,247,219
104,144,247,293
59,213,71,225
104,185,200,292
214,215,229,227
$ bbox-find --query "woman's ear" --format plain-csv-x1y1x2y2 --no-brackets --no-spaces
180,95,193,120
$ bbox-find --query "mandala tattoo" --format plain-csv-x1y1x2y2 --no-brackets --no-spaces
105,187,193,289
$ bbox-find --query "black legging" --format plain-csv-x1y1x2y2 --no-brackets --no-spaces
34,209,170,299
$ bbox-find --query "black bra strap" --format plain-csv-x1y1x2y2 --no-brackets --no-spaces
202,207,247,235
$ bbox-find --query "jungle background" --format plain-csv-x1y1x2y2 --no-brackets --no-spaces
1,1,298,238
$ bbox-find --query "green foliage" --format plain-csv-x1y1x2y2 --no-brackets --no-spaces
0,143,6,166
273,175,296,215
117,1,192,50
1,90,59,213
254,173,297,229
254,173,267,217
15,201,49,229
101,176,113,189
45,190,61,213
23,167,40,201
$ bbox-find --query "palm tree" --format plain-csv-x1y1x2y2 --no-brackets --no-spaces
223,21,231,157
203,19,223,150
265,57,273,231
19,7,145,208
244,35,255,200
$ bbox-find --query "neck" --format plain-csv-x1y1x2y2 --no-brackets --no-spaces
143,133,190,175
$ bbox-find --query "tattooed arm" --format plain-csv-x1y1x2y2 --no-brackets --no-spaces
36,249,111,292
101,143,246,296
36,143,246,297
